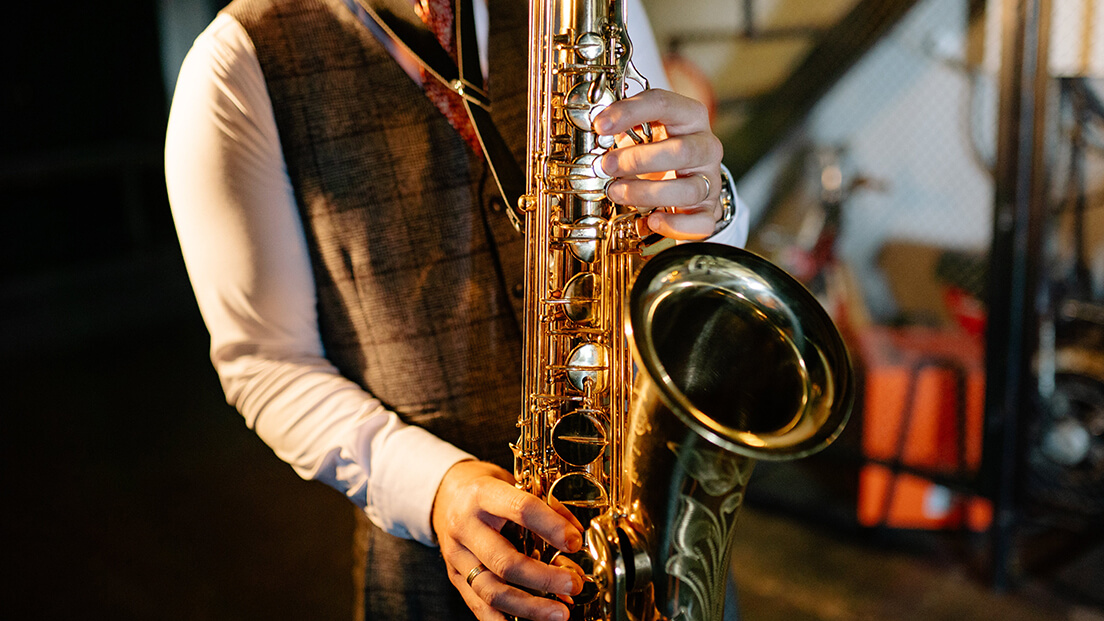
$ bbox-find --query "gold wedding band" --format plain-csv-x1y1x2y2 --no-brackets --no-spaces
466,563,487,587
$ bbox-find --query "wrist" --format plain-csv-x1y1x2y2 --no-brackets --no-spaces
366,425,476,546
713,163,737,237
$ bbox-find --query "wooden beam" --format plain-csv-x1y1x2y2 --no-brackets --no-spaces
722,0,921,178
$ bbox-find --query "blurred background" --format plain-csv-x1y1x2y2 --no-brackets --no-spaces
2,0,1102,619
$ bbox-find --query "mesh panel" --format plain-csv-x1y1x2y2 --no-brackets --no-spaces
727,0,1104,519
739,0,995,324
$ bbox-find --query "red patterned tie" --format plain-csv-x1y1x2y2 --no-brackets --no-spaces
415,0,483,157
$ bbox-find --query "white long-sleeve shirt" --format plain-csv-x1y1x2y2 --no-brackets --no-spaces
165,0,748,547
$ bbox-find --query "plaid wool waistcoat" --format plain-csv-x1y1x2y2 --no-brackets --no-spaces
227,0,529,470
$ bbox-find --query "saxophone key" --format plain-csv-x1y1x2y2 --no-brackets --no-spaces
562,272,598,325
564,342,608,392
551,410,608,466
548,471,608,527
573,32,605,61
564,81,614,131
564,215,605,263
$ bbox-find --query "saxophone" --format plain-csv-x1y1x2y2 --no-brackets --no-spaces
513,1,854,619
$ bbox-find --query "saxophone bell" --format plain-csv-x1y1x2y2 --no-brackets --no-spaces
587,243,854,621
629,243,853,462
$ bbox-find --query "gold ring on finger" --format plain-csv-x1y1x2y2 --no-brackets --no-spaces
466,563,488,587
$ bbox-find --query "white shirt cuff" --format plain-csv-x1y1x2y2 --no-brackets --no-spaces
366,423,475,546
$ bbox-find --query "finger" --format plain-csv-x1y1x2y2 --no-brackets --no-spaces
470,573,571,621
476,479,583,553
547,495,585,532
458,521,582,595
548,556,589,608
445,561,510,621
647,208,716,240
550,553,586,579
593,89,711,137
449,549,573,621
599,132,720,179
607,174,712,208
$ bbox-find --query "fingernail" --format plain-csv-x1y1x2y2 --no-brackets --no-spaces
566,531,582,552
549,609,567,621
593,115,612,134
604,181,621,204
593,153,609,178
598,153,615,177
645,212,667,236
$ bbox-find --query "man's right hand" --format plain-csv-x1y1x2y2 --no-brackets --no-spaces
431,460,585,621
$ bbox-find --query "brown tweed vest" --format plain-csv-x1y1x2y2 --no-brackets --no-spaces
227,0,527,468
225,0,528,618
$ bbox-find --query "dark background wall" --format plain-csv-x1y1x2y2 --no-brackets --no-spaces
3,1,172,278
1,3,366,618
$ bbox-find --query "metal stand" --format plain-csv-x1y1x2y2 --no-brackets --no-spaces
981,0,1052,592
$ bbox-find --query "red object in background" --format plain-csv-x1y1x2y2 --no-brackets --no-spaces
943,285,987,338
856,326,993,531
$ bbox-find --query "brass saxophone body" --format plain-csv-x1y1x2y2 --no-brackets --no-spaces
513,2,854,619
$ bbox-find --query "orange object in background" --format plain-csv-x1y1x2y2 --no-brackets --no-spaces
856,327,993,531
662,51,717,127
